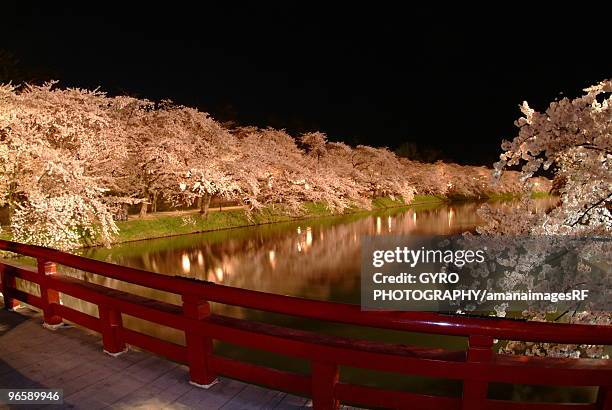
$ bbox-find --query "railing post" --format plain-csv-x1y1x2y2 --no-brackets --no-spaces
0,264,19,310
311,361,340,410
461,335,493,410
182,294,217,388
99,305,127,356
37,259,63,328
597,385,612,410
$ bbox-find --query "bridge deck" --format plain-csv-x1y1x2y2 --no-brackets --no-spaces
0,307,360,410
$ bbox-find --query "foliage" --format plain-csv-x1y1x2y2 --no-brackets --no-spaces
0,82,544,249
479,79,612,358
0,83,126,249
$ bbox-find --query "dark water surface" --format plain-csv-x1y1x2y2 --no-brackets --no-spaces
38,198,596,402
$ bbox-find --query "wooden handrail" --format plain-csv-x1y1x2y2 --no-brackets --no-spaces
1,239,611,344
1,239,611,410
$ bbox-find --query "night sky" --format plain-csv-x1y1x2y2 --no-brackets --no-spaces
2,3,610,165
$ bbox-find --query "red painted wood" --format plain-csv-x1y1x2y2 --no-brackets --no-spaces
37,259,62,326
598,385,612,410
48,274,187,330
334,383,461,410
209,355,311,395
182,294,216,386
485,400,597,409
53,304,102,332
99,304,126,354
207,314,466,361
203,316,612,386
0,263,19,309
0,239,611,410
6,288,42,309
312,361,339,410
1,239,611,344
120,327,187,363
4,264,40,284
462,335,494,410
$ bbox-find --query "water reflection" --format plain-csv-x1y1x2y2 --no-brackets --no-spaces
181,254,190,273
77,201,500,303
79,198,558,304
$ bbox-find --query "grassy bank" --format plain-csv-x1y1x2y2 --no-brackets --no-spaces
0,195,443,245
1,192,551,247
104,195,445,246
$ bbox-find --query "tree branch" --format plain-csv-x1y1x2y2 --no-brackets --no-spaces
571,192,612,226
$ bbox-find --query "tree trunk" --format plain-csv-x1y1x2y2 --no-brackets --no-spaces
122,203,129,221
199,194,211,218
6,187,16,225
139,200,148,218
151,191,158,213
7,203,14,225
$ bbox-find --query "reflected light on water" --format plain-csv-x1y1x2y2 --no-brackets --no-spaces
80,198,560,306
268,250,276,269
181,253,191,273
306,227,313,247
215,267,224,282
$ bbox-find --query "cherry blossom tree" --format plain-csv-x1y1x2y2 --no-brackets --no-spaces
479,80,612,358
300,134,370,212
493,80,611,235
347,145,415,202
230,127,315,213
399,159,528,199
322,141,371,208
1,80,553,252
299,131,328,162
134,103,241,217
0,82,129,249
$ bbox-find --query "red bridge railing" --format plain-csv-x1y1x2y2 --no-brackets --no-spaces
0,239,611,410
